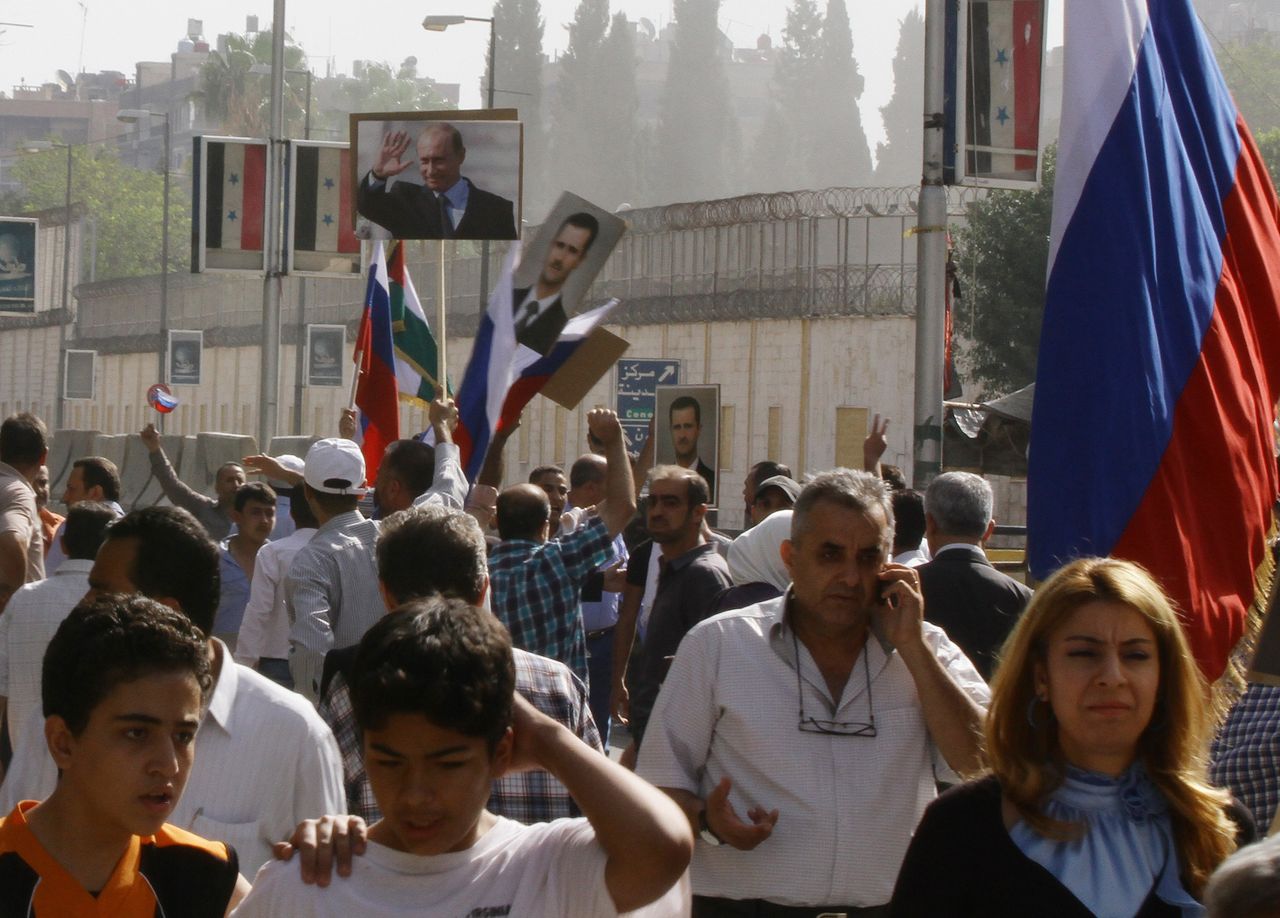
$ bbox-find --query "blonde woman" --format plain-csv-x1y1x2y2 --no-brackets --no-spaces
891,557,1247,917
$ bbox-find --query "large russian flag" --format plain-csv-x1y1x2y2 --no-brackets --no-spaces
1028,0,1280,679
353,241,401,484
455,244,618,480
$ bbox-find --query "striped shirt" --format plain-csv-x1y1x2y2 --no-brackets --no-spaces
488,517,614,684
0,559,92,748
322,647,603,825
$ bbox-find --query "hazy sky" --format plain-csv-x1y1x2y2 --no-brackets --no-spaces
0,0,1063,152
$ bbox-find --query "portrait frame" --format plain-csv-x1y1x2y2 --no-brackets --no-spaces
349,109,522,241
307,324,346,387
0,217,38,314
654,384,721,508
167,330,203,386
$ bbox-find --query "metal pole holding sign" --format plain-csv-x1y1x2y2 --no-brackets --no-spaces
437,240,449,394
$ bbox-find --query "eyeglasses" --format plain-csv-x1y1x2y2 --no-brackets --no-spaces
794,630,876,737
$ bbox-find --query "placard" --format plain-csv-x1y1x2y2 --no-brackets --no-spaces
654,384,721,507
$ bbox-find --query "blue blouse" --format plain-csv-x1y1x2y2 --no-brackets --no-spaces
1009,764,1203,917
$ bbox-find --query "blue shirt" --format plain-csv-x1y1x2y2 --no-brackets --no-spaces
212,537,257,637
488,517,614,685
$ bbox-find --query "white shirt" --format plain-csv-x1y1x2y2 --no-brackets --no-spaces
0,559,93,747
636,595,990,907
233,817,690,918
892,545,931,568
235,527,317,665
1,641,346,876
43,500,125,575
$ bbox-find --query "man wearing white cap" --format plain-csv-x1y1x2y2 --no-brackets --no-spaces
285,399,466,701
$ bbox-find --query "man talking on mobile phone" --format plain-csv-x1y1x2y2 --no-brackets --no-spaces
636,469,991,916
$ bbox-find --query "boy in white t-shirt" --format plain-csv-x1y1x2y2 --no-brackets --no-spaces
233,595,692,917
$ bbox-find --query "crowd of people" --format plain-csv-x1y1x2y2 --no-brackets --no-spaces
1,401,1280,916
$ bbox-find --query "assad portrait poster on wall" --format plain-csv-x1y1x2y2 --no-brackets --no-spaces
350,109,522,241
0,218,37,314
307,324,345,387
654,384,721,507
168,330,203,386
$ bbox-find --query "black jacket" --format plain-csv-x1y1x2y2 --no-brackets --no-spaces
357,174,517,240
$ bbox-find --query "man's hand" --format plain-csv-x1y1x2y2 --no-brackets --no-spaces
586,408,623,446
140,423,162,454
429,390,458,444
610,681,630,726
704,777,778,851
863,413,889,472
241,454,303,485
602,561,627,593
503,692,563,775
338,408,358,441
873,563,926,650
371,131,413,181
271,815,368,887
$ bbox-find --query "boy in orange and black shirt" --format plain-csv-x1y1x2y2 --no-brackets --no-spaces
0,593,248,915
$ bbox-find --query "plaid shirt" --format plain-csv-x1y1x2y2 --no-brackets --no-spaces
319,647,604,824
488,516,614,684
1212,682,1280,831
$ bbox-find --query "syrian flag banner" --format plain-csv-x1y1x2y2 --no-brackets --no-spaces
963,0,1044,184
386,242,448,404
353,241,401,484
1028,0,1280,679
194,138,268,271
455,244,618,480
291,142,359,273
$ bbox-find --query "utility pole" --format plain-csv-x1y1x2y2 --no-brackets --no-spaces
258,0,287,448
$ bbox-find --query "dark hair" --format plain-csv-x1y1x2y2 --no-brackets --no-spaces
881,464,908,492
288,485,319,529
496,487,550,541
351,596,515,752
668,395,701,426
234,481,277,513
305,485,360,517
647,464,710,507
558,211,600,255
0,413,47,467
891,489,926,553
381,440,437,498
42,593,213,735
73,457,122,502
569,454,606,489
61,501,116,561
105,507,221,637
377,505,488,604
216,462,245,479
749,461,792,495
528,465,564,484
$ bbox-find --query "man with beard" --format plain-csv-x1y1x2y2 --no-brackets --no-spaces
615,466,730,764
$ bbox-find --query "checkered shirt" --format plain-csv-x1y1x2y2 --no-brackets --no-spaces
488,516,614,684
319,647,604,824
1212,682,1280,831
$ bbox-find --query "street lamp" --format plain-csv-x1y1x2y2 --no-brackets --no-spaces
117,109,171,416
24,140,73,428
249,63,313,140
423,14,497,313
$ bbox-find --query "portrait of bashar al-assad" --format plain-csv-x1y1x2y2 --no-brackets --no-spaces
354,116,521,241
654,385,721,507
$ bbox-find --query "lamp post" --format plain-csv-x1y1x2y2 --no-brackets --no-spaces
24,140,73,428
117,109,171,420
423,14,497,314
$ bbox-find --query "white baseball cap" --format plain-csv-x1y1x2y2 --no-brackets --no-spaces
304,439,367,495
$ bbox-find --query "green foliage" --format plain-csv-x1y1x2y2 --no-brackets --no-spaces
316,59,453,141
656,0,738,202
811,0,872,186
953,146,1056,395
199,29,308,139
10,145,190,280
1253,127,1280,189
876,9,924,185
487,0,548,216
1216,36,1280,135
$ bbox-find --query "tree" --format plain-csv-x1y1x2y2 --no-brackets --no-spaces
1253,126,1280,189
316,58,453,141
199,28,308,138
763,0,825,189
654,0,737,203
953,146,1056,395
809,0,872,186
593,13,643,208
548,0,611,201
487,0,548,217
1216,35,1280,135
11,144,191,280
876,9,925,185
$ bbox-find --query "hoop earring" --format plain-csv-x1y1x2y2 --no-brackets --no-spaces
1027,696,1048,729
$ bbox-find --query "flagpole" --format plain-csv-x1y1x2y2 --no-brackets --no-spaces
437,239,448,393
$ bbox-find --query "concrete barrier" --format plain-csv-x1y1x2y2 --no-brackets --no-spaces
192,433,258,493
121,433,186,510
